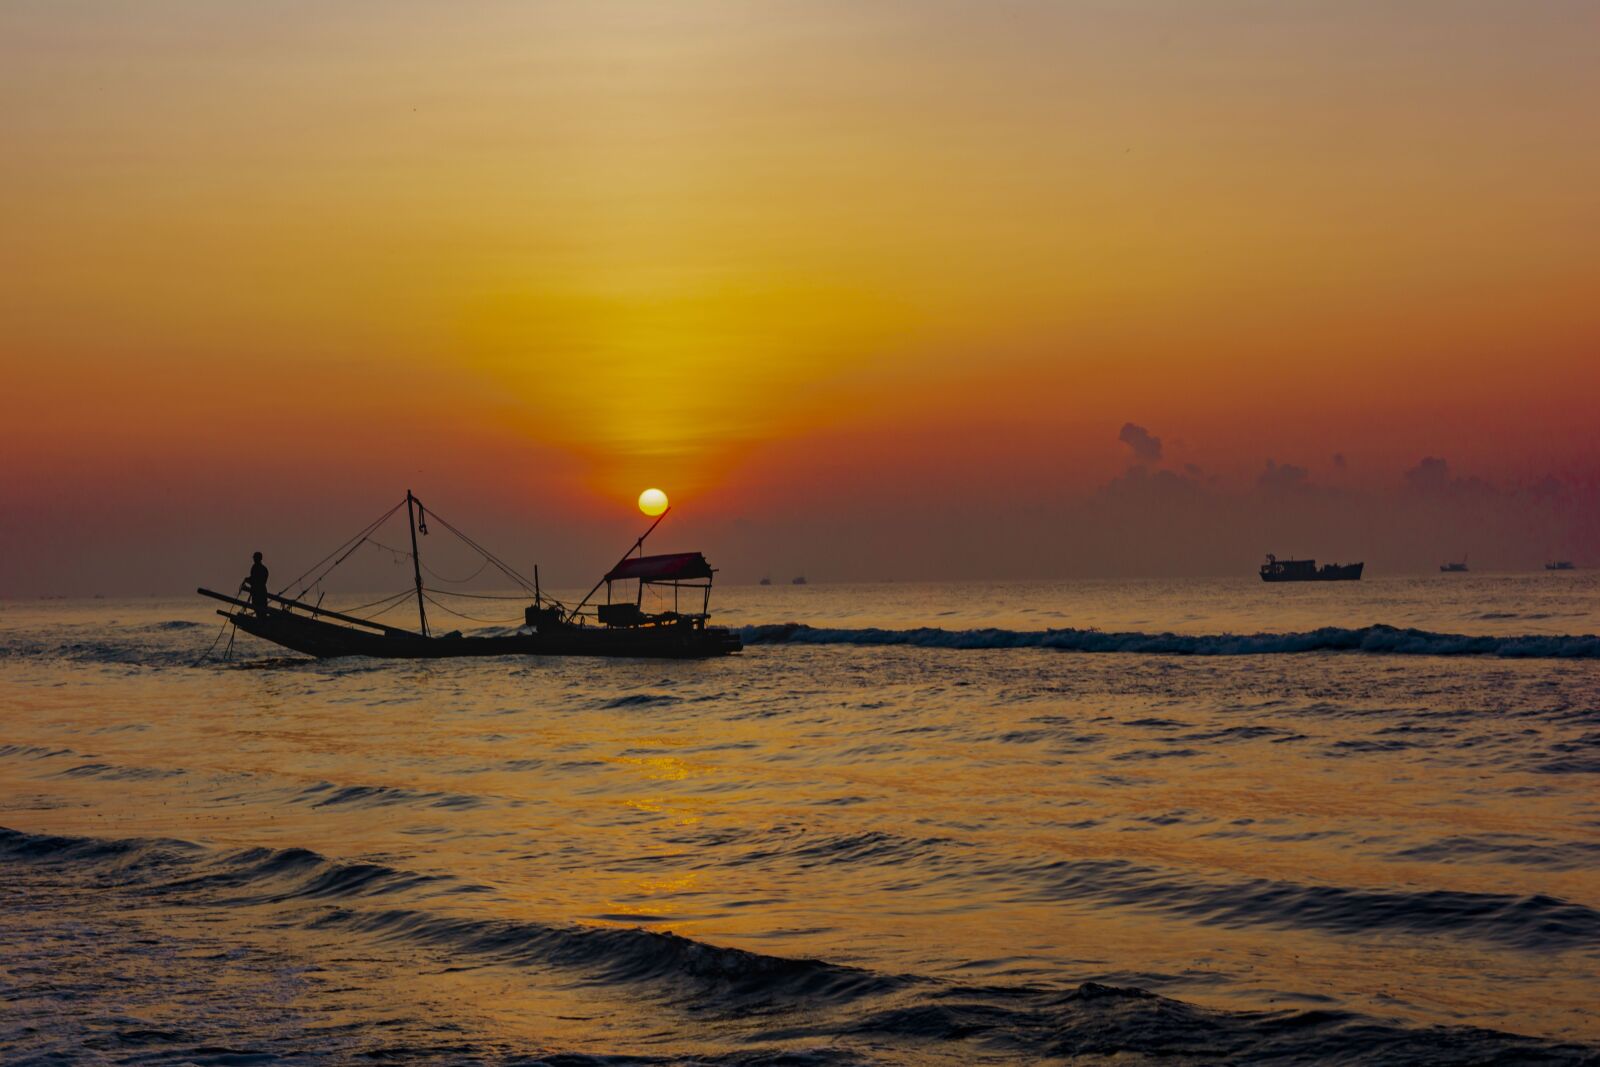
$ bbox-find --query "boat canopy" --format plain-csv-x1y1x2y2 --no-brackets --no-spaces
605,552,713,583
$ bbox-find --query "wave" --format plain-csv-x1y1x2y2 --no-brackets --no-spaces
295,781,486,811
767,982,1600,1065
653,824,1600,954
675,827,962,874
318,907,905,1009
54,761,185,781
0,743,75,760
1388,835,1600,872
4,826,1596,1064
739,622,1600,658
0,637,201,669
0,826,203,876
999,857,1600,953
7,620,1593,669
0,826,464,904
601,692,682,710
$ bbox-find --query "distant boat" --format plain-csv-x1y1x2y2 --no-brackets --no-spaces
791,576,808,585
758,576,772,586
1259,554,1362,582
1545,561,1575,571
1440,558,1469,573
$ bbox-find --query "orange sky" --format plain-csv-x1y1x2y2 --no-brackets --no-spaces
3,2,1597,593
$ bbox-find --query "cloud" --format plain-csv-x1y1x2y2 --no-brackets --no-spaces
1099,463,1203,500
1258,459,1310,492
1402,455,1501,499
1404,455,1451,493
1118,422,1163,461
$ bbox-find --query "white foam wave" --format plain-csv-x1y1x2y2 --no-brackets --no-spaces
738,623,1600,658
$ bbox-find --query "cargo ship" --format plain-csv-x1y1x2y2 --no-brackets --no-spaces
1545,561,1575,571
1259,554,1363,582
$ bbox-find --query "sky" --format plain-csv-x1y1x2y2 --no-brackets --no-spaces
2,1,1597,595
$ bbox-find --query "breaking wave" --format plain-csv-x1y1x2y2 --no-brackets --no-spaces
739,622,1600,658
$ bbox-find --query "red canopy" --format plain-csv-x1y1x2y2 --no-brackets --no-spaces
605,552,713,583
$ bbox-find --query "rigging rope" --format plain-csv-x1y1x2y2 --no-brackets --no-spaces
420,556,491,585
421,591,527,625
420,507,540,594
277,498,407,600
362,535,503,587
421,588,533,601
332,588,418,619
268,494,567,621
364,537,413,559
192,617,235,666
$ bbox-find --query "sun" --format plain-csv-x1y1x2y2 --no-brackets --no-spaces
637,487,669,516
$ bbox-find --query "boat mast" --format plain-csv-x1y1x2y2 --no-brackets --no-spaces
406,489,429,636
567,508,670,623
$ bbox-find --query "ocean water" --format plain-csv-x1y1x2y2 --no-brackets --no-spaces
2,575,1597,1065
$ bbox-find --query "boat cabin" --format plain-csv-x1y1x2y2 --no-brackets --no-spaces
596,551,716,629
1261,554,1318,580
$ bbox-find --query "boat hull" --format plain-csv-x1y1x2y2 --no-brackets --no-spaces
1259,562,1364,582
228,608,742,660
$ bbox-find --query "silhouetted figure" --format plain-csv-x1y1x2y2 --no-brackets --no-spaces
243,552,269,613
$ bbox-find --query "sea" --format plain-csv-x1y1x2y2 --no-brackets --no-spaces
2,574,1597,1065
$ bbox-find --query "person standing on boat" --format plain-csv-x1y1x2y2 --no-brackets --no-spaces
243,552,269,613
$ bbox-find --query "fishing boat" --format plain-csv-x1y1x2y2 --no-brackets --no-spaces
1440,558,1469,573
1258,554,1363,582
198,492,741,660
